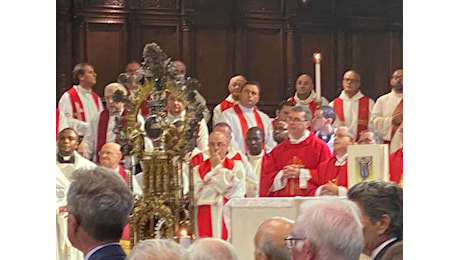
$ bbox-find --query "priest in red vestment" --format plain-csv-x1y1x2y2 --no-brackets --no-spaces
309,126,355,196
193,131,246,240
259,105,331,197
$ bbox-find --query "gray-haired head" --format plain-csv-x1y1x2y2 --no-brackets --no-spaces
187,237,238,260
127,239,188,260
66,166,134,242
292,197,364,260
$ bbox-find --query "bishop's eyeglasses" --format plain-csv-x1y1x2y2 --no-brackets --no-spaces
284,236,306,249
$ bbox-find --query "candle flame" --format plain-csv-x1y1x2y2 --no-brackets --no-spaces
180,228,188,237
313,52,322,63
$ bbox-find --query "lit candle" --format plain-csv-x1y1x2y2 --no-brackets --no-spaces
313,52,322,103
179,228,191,248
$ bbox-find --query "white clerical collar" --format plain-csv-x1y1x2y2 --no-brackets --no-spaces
248,150,264,159
370,237,398,259
339,90,364,101
295,90,316,104
335,153,348,166
238,104,255,112
288,130,310,144
75,84,92,94
391,89,403,97
227,94,238,103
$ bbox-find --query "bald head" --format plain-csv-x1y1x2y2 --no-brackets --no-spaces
99,142,122,169
254,217,294,260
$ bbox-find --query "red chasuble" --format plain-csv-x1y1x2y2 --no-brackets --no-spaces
389,147,403,185
309,157,348,195
67,87,100,121
196,157,235,240
259,132,331,197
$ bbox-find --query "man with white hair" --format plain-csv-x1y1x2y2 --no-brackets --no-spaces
78,82,145,162
187,237,238,260
287,197,364,260
127,239,187,260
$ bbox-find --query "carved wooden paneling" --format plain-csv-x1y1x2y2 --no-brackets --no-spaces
195,29,231,105
85,0,125,8
246,0,281,14
350,33,389,100
298,32,335,101
139,0,177,10
139,25,179,61
86,23,126,96
56,0,403,111
246,28,283,107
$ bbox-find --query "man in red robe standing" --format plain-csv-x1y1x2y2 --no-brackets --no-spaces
259,105,331,197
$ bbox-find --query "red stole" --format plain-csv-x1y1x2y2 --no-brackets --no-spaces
287,97,318,115
56,109,60,138
390,98,403,141
233,105,265,152
118,166,130,241
389,148,403,185
333,96,370,140
96,109,127,163
67,87,100,121
196,157,234,240
220,99,235,113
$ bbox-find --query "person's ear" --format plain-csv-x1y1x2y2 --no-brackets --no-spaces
303,240,318,260
67,213,80,234
376,214,391,235
325,118,332,125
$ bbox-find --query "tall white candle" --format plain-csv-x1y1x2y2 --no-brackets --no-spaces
313,53,322,103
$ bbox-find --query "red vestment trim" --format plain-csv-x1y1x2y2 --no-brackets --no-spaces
390,98,403,141
220,99,235,112
96,109,127,163
196,157,234,240
233,105,265,152
333,96,370,140
67,87,100,122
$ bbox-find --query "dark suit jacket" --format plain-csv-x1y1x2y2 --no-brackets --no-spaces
88,244,126,260
375,239,403,260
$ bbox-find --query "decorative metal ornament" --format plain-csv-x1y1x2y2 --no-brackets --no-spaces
113,42,205,247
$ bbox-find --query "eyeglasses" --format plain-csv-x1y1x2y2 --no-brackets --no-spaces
342,78,359,83
284,236,306,249
287,117,307,123
208,142,227,148
391,75,403,80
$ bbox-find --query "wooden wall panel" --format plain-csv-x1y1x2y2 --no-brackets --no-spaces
246,28,283,107
195,29,230,105
86,23,126,97
350,33,389,100
299,33,335,101
139,26,179,62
